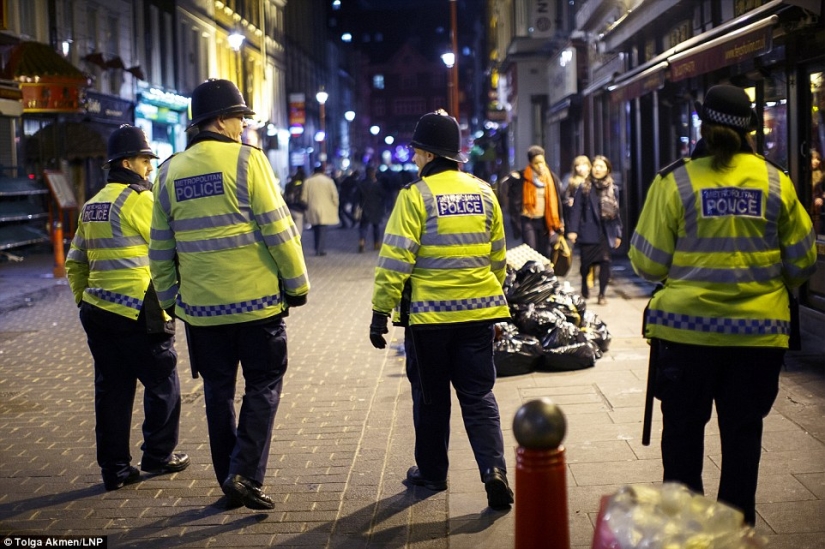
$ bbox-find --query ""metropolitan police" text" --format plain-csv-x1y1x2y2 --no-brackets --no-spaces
701,187,763,218
436,193,484,217
174,173,225,202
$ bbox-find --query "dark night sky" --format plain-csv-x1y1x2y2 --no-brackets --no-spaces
328,0,483,64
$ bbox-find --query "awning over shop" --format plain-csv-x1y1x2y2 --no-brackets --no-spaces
668,16,777,82
2,42,88,113
25,122,106,163
609,62,668,103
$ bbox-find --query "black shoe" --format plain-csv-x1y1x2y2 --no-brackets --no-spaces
405,466,447,491
104,466,140,491
482,468,514,510
141,452,191,474
222,474,274,510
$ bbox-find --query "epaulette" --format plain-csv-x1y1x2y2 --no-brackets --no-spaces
157,153,178,169
403,177,423,189
241,142,264,152
466,172,493,188
658,157,688,178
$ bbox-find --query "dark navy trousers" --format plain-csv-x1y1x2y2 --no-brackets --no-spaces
405,323,507,482
653,339,784,525
185,316,287,486
79,303,180,486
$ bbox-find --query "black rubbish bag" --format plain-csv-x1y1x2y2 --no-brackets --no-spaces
538,341,598,372
514,304,567,338
540,321,584,349
506,261,559,305
494,324,543,377
580,310,612,353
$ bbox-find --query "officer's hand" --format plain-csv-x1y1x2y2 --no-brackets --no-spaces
614,237,622,249
285,293,307,308
369,311,390,349
567,232,577,244
164,306,176,319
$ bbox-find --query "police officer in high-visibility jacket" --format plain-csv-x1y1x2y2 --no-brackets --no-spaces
149,79,309,510
369,110,514,510
629,85,817,525
66,125,190,492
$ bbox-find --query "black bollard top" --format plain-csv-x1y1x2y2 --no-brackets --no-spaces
512,398,567,449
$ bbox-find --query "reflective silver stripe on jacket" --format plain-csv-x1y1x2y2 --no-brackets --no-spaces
383,233,419,253
411,294,507,314
89,256,150,272
646,309,788,335
157,285,179,303
176,231,263,253
377,255,415,274
670,161,783,283
415,255,491,270
157,161,172,217
281,272,309,291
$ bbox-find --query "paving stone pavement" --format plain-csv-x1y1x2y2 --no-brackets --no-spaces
0,226,823,548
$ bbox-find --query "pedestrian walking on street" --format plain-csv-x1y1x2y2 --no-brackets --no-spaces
369,109,514,510
301,163,340,256
66,125,189,492
506,145,565,257
628,84,817,525
149,79,310,510
566,155,622,304
284,166,307,238
356,165,385,252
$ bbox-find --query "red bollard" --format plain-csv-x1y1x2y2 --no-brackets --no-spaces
513,398,569,549
53,221,66,277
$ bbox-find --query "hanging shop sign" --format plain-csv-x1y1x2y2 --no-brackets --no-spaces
21,81,84,113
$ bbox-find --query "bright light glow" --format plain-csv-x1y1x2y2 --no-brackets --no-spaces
228,31,245,51
344,110,355,122
290,125,305,136
61,40,71,57
441,52,455,68
266,123,277,137
316,89,329,104
370,125,380,135
315,131,326,143
384,136,394,145
341,33,352,43
560,48,573,67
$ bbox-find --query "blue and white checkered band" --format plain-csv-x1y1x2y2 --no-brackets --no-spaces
704,107,751,130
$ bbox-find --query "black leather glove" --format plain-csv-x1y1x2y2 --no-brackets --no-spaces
285,293,307,308
369,311,389,349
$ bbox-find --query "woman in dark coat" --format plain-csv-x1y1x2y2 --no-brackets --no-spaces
566,155,622,304
356,166,386,252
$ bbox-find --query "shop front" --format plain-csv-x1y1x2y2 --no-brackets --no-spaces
134,86,189,165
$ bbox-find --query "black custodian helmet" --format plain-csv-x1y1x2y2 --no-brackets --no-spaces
410,109,466,163
104,125,158,168
188,79,256,128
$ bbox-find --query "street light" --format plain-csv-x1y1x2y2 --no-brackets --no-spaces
316,87,329,162
448,0,459,118
228,30,245,87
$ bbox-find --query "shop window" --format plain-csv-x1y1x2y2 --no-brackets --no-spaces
762,75,788,170
810,71,824,237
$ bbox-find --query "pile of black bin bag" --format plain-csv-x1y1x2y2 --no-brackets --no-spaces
494,260,611,377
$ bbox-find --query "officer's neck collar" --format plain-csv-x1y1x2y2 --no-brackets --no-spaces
420,157,458,177
187,130,238,149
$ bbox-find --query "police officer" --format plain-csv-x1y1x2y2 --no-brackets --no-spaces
66,125,189,491
369,110,514,510
149,79,309,510
629,85,817,525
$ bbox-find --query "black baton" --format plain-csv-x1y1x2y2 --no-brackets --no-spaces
642,338,658,446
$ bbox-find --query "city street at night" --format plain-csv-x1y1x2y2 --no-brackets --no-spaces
1,226,823,548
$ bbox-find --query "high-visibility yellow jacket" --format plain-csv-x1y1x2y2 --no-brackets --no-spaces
149,137,309,326
372,166,510,326
66,183,156,319
629,151,817,347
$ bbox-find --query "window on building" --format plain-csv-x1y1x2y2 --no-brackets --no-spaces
394,98,426,116
373,74,385,90
401,73,417,89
